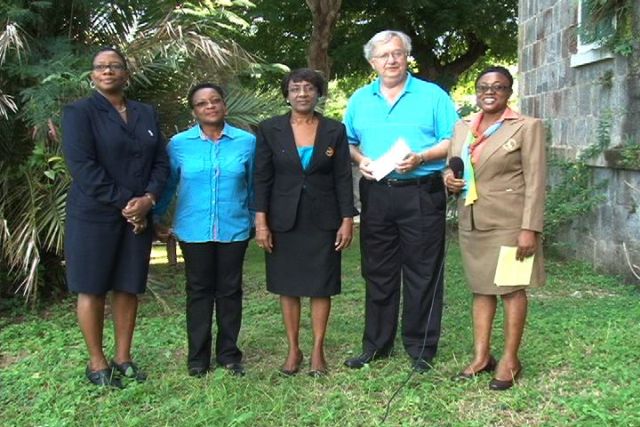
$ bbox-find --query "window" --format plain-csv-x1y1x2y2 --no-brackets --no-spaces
571,0,615,67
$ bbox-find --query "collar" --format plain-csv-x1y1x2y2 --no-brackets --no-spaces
465,106,520,127
184,122,232,141
371,73,413,96
91,90,129,111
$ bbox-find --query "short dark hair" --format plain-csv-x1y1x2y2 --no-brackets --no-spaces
475,66,514,88
281,68,325,98
93,47,128,69
187,83,225,108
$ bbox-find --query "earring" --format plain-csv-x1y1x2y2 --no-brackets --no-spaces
89,80,96,89
124,80,131,90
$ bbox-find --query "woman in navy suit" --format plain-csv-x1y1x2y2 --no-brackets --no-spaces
254,69,356,376
62,47,169,388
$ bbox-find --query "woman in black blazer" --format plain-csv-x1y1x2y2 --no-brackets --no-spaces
254,69,356,376
62,47,168,388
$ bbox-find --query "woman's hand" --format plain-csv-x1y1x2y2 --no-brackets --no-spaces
131,217,148,235
154,224,173,242
255,226,273,253
335,218,354,251
122,195,154,223
516,229,537,261
444,171,465,195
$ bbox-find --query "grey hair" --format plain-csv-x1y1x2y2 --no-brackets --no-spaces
363,30,412,61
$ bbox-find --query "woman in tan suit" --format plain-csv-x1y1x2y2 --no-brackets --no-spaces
445,66,545,390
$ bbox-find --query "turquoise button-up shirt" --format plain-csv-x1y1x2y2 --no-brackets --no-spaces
343,74,459,179
154,123,256,243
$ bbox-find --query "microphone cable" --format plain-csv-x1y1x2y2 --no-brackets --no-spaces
379,192,460,425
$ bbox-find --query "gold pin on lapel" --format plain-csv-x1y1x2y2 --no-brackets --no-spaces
325,146,335,157
502,138,517,152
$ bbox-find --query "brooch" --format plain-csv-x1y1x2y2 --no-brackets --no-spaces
325,146,335,157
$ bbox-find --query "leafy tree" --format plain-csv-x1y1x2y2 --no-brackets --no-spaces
0,0,278,301
241,0,517,89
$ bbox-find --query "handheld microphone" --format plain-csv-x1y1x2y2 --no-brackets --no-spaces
449,156,464,179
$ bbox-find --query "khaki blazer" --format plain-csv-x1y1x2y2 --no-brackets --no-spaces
448,115,546,233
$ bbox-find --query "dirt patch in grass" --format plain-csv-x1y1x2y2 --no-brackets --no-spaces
0,350,29,368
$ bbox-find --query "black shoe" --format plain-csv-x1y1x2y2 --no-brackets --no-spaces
412,358,432,374
85,366,123,389
111,360,147,382
222,362,245,377
188,366,209,377
452,355,497,381
344,350,391,369
489,365,522,391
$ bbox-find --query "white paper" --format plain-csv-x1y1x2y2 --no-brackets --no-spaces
369,138,412,181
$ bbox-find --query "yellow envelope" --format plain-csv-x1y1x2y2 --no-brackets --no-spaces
494,246,534,287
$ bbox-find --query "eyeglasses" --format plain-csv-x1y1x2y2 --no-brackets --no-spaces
289,85,318,95
92,63,126,72
476,84,511,94
193,98,224,109
372,50,406,62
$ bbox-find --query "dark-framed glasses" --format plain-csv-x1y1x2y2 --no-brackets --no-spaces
92,63,126,72
476,84,511,94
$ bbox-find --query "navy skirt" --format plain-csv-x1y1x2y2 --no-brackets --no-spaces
64,215,153,295
265,193,341,297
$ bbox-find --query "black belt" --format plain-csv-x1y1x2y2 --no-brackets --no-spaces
376,173,442,189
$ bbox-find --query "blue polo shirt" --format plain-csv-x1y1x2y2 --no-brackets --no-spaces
154,123,256,243
343,73,458,179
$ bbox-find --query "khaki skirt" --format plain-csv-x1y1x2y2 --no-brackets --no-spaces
458,227,545,295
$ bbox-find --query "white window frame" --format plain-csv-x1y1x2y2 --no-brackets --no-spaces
571,0,615,67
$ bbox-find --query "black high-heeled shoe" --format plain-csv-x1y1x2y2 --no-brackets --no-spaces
279,353,303,376
451,355,497,381
489,365,522,391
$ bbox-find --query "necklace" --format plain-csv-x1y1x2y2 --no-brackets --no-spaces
290,115,317,125
117,105,127,113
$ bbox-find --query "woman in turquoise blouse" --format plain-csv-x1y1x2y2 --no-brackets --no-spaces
154,83,255,377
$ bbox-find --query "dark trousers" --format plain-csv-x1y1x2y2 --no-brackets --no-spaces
359,177,446,360
179,240,248,368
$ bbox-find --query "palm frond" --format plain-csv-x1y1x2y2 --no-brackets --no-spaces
0,21,28,65
225,86,283,128
0,90,18,119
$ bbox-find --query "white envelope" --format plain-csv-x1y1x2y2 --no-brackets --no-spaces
369,138,412,181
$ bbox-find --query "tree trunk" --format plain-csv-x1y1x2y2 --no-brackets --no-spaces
413,35,489,92
305,0,342,79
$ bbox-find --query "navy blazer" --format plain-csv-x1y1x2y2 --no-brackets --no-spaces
254,113,356,232
62,92,169,222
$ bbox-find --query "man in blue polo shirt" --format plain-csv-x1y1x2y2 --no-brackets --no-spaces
343,30,458,373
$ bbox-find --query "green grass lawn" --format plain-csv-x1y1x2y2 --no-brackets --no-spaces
1,233,639,426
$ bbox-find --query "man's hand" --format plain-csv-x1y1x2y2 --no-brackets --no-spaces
358,157,375,180
395,152,423,174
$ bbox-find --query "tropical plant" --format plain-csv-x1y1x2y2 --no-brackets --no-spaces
0,0,279,301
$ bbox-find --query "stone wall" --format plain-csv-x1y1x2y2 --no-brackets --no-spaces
519,0,640,281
